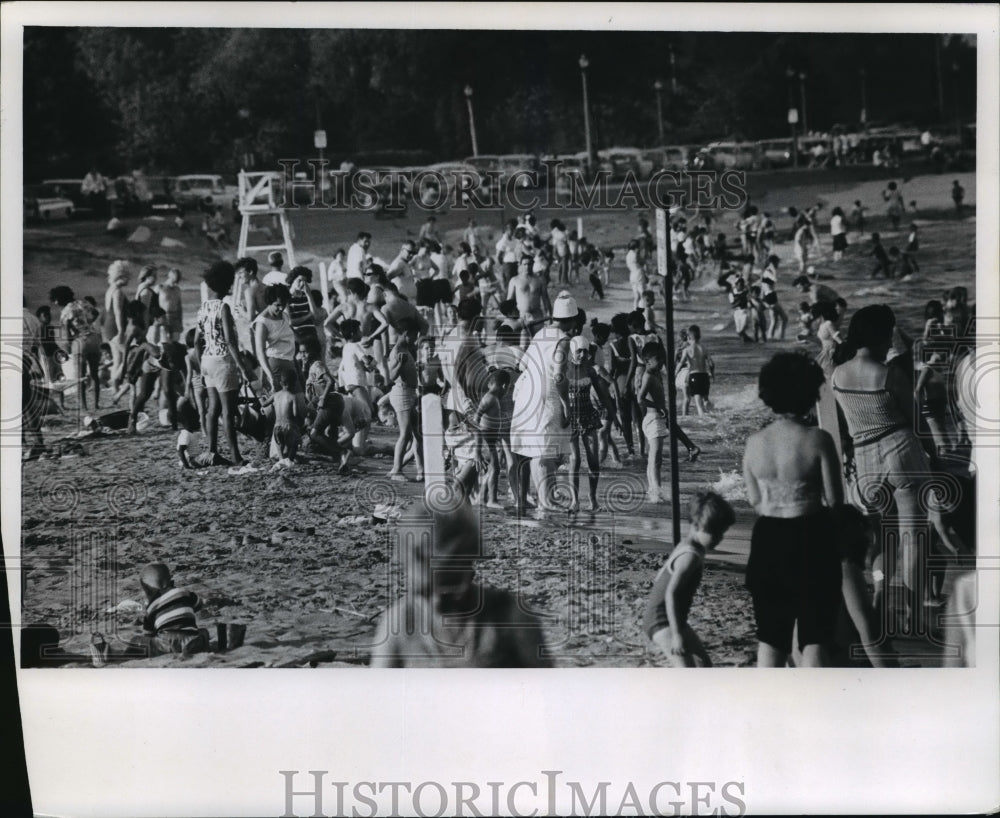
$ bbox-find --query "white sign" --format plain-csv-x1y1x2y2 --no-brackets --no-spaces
787,108,799,125
314,130,327,149
655,208,667,278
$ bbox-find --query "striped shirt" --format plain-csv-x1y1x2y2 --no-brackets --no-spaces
831,372,907,446
143,587,202,634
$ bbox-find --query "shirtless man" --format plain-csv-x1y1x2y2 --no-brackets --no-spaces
387,240,417,302
495,219,519,288
676,324,714,416
157,268,184,342
506,257,550,338
381,283,429,346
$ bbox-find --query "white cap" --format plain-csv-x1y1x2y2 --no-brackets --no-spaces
552,291,578,320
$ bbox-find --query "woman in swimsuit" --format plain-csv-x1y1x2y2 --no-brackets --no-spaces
743,352,843,667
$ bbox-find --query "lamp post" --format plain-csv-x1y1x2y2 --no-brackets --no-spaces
798,71,808,136
579,54,593,167
951,61,962,143
669,44,677,94
786,68,799,168
464,85,479,157
653,79,665,145
859,68,867,128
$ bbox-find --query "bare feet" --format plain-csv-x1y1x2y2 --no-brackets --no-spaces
387,472,408,482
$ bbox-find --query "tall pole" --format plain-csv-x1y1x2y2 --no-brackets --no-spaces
464,85,479,157
952,62,962,143
860,68,868,127
787,68,799,168
669,44,677,94
799,72,808,136
654,80,665,145
656,208,681,546
579,55,593,167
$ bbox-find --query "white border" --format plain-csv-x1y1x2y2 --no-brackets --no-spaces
3,4,998,816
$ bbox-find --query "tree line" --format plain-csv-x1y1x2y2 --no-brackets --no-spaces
24,28,976,180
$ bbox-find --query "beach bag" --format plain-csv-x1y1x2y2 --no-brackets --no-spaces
234,383,270,442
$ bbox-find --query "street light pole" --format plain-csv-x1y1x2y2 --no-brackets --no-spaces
653,79,665,145
464,85,479,157
860,68,867,128
786,68,799,168
579,55,593,167
669,44,677,94
799,72,808,135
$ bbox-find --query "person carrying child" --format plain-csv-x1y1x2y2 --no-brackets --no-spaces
642,491,736,666
637,342,701,504
369,499,551,667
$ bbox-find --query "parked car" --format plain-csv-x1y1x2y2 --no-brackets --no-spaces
598,147,646,180
41,178,88,211
498,154,541,188
146,176,180,214
641,145,700,173
464,155,503,193
173,174,227,212
24,183,74,221
704,141,762,170
756,138,795,169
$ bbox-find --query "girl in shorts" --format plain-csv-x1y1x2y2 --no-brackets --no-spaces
566,335,616,512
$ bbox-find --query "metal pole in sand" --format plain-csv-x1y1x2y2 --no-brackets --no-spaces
421,393,445,508
656,208,682,546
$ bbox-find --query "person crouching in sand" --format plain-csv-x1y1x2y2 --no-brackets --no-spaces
642,491,736,667
369,499,551,667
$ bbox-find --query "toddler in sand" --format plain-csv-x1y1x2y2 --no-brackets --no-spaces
262,368,305,467
643,491,736,667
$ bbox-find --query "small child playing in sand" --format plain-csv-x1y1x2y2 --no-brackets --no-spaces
471,368,510,509
642,491,736,667
262,368,305,467
850,200,866,235
369,499,551,667
136,563,208,657
176,397,230,469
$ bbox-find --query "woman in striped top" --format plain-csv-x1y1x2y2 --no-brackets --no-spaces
286,266,319,346
832,305,964,630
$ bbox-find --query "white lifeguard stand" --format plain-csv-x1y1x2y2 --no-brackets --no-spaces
236,170,296,267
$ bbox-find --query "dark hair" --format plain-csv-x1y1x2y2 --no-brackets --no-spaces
184,327,197,348
813,301,839,323
344,278,369,300
264,284,291,305
496,323,521,346
487,368,512,390
36,305,51,319
340,319,361,340
591,321,611,344
888,246,900,257
689,490,736,531
138,264,157,282
845,304,895,353
203,261,236,298
498,299,519,319
235,257,258,275
628,309,646,330
357,231,372,241
791,275,811,289
48,286,75,306
299,333,322,363
924,299,944,323
278,368,297,389
688,324,701,341
286,266,313,286
397,316,419,335
84,295,97,307
758,351,825,414
641,342,666,363
610,313,631,336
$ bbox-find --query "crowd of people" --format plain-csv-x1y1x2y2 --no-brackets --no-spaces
19,176,977,668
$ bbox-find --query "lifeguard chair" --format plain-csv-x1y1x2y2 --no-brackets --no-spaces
236,170,296,267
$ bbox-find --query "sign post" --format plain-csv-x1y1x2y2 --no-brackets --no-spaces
656,208,682,547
